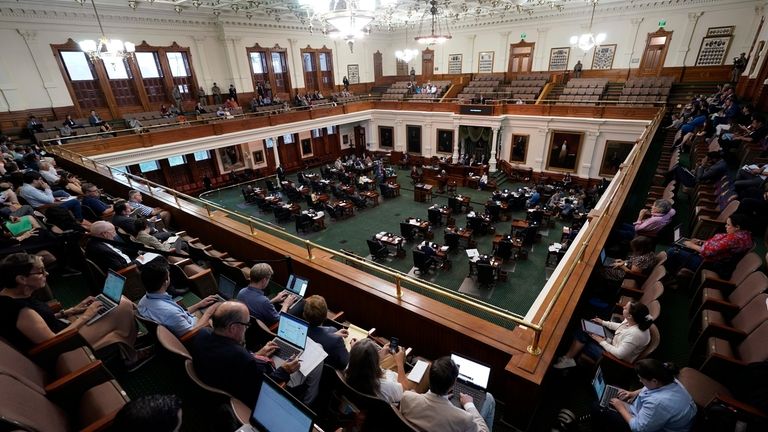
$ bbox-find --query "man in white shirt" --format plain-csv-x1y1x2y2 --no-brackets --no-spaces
18,171,83,220
400,356,494,432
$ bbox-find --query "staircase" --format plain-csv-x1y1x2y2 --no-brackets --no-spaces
667,82,721,106
490,169,510,188
544,83,565,102
369,85,389,98
603,82,624,102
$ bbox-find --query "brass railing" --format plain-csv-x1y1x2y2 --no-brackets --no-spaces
44,107,663,356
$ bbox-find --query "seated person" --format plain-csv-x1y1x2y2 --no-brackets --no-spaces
0,187,34,219
133,218,186,254
37,161,60,185
194,102,207,114
553,301,653,369
85,221,138,273
591,359,696,432
558,198,575,219
665,151,727,188
113,394,182,432
601,236,657,283
190,301,298,407
18,171,83,221
478,173,488,190
303,295,349,369
27,115,44,134
615,199,675,241
664,214,752,281
734,162,768,197
113,201,172,241
137,257,218,337
526,188,541,208
128,190,171,226
345,338,408,404
88,110,113,133
81,183,114,220
400,356,495,432
0,252,141,366
236,263,297,327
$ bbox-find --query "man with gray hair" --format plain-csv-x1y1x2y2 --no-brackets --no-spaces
615,199,676,242
85,221,137,273
236,263,297,327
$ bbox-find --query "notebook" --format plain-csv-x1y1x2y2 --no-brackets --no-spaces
87,270,126,325
343,324,370,351
5,217,33,236
247,376,315,432
593,366,624,409
270,313,309,366
450,353,490,409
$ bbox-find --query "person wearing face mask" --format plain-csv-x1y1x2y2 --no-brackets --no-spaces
0,252,141,367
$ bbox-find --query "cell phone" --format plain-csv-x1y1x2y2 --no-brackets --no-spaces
389,337,399,354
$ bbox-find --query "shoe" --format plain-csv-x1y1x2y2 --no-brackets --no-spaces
125,346,155,372
552,357,576,369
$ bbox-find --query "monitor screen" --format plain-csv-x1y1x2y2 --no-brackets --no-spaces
277,313,308,349
451,353,491,389
103,271,126,303
251,377,314,432
218,275,237,300
286,274,309,296
592,366,606,398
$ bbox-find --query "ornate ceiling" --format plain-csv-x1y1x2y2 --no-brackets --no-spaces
3,0,740,33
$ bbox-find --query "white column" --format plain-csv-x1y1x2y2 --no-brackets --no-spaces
677,12,703,66
582,131,601,178
534,27,549,71
489,127,499,173
395,120,405,153
452,123,460,162
191,36,212,89
469,35,477,73
537,128,550,172
287,38,302,90
499,31,510,73
273,137,282,167
423,122,433,156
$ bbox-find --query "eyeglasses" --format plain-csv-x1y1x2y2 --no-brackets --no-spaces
233,321,251,328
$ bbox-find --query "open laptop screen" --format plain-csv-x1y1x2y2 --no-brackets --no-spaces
599,249,607,264
103,271,126,303
218,275,237,300
251,377,314,432
451,353,491,389
286,274,309,297
674,225,682,242
277,313,308,349
592,366,606,398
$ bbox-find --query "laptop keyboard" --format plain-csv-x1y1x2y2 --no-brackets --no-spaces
601,386,620,406
451,384,487,409
273,338,301,360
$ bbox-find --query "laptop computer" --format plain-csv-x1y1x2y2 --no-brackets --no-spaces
270,313,309,366
599,249,619,267
87,270,126,325
450,353,490,409
245,376,316,432
592,366,624,409
284,274,309,299
673,224,697,251
214,275,237,302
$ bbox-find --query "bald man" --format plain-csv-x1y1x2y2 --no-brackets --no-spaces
85,221,138,273
190,301,298,407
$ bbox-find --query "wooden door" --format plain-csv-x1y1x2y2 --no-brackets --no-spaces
373,51,383,81
422,48,434,81
508,41,535,74
354,126,366,157
638,28,673,77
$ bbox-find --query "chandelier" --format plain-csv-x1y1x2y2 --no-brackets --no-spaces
395,24,418,63
78,0,135,67
569,1,606,51
415,0,452,45
299,0,381,52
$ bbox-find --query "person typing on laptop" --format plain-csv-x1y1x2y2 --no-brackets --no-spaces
237,263,297,327
591,359,696,432
0,252,142,368
400,356,495,432
137,257,219,338
553,301,653,370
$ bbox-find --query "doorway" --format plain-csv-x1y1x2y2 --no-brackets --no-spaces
638,28,673,77
508,41,535,74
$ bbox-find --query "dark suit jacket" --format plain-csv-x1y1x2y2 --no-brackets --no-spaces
191,328,290,407
276,167,286,182
112,214,138,236
85,238,136,273
308,325,348,370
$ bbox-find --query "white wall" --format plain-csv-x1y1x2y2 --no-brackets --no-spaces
0,0,761,111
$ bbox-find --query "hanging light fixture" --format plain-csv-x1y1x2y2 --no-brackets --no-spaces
569,1,606,52
78,0,135,68
395,24,418,63
297,0,376,52
415,0,452,45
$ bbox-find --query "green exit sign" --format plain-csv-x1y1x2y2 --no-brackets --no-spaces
521,32,527,40
659,19,666,27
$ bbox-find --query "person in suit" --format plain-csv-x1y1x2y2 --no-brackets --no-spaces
88,110,113,133
211,83,222,105
400,356,495,432
190,301,298,407
303,295,349,369
276,164,286,184
85,221,137,273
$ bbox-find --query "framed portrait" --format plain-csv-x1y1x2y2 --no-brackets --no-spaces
217,145,245,173
592,44,616,70
378,126,393,148
509,134,529,163
448,54,463,74
406,125,422,154
300,138,313,158
478,51,494,73
342,134,349,145
599,140,635,177
252,150,264,164
546,131,583,172
549,47,570,71
437,129,453,153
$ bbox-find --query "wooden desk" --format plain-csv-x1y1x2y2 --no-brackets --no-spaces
428,204,454,225
510,218,530,236
417,241,451,270
405,217,434,240
414,184,433,202
380,355,432,394
468,255,502,278
339,185,356,195
336,200,355,218
360,190,380,206
375,232,406,257
385,182,401,196
445,226,474,248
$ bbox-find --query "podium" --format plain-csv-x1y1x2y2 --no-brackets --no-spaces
414,184,433,202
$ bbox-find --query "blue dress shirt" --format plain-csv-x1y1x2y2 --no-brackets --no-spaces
629,380,697,432
237,286,279,325
137,292,196,337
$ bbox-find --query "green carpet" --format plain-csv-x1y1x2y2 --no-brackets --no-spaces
200,168,572,328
